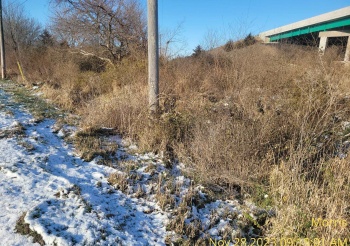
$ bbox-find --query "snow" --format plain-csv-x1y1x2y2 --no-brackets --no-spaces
0,84,263,245
0,88,168,245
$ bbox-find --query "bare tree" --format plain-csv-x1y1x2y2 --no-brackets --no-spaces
52,0,147,64
159,21,187,59
3,2,41,59
202,29,223,51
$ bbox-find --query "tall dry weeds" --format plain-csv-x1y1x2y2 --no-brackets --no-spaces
12,41,350,239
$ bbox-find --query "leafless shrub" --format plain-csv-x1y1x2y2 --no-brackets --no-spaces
223,39,234,52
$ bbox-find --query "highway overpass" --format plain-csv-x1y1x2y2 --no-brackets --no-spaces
259,7,350,61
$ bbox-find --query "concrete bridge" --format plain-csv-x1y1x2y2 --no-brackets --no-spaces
259,7,350,61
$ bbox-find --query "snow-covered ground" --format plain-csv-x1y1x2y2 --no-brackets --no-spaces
0,83,266,245
0,88,168,245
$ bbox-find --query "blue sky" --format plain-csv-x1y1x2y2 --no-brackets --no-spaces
7,0,350,55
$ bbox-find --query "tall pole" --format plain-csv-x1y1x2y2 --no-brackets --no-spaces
0,0,6,79
147,0,159,114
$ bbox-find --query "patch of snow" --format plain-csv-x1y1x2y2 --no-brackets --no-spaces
0,86,261,244
0,88,168,245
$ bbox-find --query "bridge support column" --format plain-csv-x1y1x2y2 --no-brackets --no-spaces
319,31,350,61
318,36,328,54
345,36,350,62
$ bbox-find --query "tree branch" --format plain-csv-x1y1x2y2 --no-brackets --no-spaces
71,49,115,67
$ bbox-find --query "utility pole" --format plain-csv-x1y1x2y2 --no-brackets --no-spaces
147,0,159,114
0,0,5,79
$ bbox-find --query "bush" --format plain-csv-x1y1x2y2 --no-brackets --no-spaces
223,39,234,52
191,45,204,58
224,33,258,51
243,33,257,46
77,56,106,73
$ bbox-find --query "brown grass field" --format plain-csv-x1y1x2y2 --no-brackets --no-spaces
9,40,350,240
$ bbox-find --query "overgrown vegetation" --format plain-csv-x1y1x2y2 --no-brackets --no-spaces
3,0,350,241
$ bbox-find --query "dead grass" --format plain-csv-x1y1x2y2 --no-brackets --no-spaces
15,213,45,246
0,79,60,121
0,122,26,138
269,156,350,240
108,172,129,192
10,39,350,239
71,127,118,162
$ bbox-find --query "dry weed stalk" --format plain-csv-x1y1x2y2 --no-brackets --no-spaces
12,39,350,239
